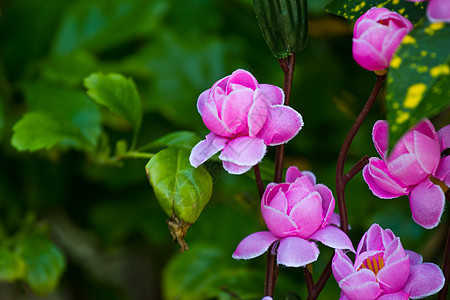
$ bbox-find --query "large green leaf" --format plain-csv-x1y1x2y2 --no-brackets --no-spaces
138,131,201,151
145,148,212,224
163,244,262,300
324,0,426,24
0,248,26,282
84,73,143,132
386,22,450,149
11,83,101,151
16,234,66,296
51,0,168,55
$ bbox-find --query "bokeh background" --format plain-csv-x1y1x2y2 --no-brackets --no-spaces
0,0,447,299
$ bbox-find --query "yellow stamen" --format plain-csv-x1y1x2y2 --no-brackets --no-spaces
366,258,374,271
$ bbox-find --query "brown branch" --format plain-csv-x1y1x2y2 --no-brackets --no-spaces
253,164,265,199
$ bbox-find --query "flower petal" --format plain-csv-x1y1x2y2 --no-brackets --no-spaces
363,158,410,198
372,120,389,159
405,250,423,266
219,136,266,166
339,269,382,300
329,212,341,227
285,166,302,183
377,255,410,294
289,191,323,238
259,84,284,105
434,155,450,187
226,69,259,92
221,88,254,134
413,130,440,175
257,105,303,146
388,153,429,186
315,184,335,226
332,249,356,283
402,263,445,299
248,89,270,136
262,205,298,237
202,98,233,137
189,133,228,167
427,0,450,23
352,38,389,71
438,124,450,151
197,88,210,115
232,231,279,260
309,225,355,252
409,178,445,229
222,161,253,175
377,291,409,300
277,237,319,267
269,189,288,214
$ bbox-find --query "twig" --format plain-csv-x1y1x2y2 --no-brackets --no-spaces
253,164,265,199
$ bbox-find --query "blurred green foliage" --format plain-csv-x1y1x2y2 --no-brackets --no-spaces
0,0,448,299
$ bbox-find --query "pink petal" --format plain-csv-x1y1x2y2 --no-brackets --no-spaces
357,223,394,255
226,69,259,92
262,183,290,206
362,158,410,198
339,291,352,300
409,178,445,229
276,237,319,267
377,291,409,300
332,249,356,283
201,99,233,137
259,84,284,105
315,184,335,226
189,133,228,167
309,226,355,252
329,212,341,227
222,161,253,175
372,120,389,159
338,269,382,300
402,263,445,298
257,105,303,146
438,124,450,151
358,25,390,52
405,250,423,266
413,130,440,174
414,119,439,141
248,89,269,136
232,231,279,260
381,28,410,63
434,155,450,187
269,189,288,214
289,192,323,238
219,136,266,166
352,38,389,71
384,238,406,265
262,205,298,238
302,171,316,185
388,153,429,186
197,89,210,115
286,166,302,183
221,88,254,135
377,256,410,294
427,0,450,23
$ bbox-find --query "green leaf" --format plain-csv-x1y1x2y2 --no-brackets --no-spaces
51,0,169,55
145,148,212,224
84,73,143,133
253,0,309,58
324,0,426,24
11,83,101,152
386,22,450,149
16,234,66,296
162,244,262,300
0,248,26,282
138,131,201,151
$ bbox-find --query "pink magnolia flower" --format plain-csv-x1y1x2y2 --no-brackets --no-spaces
233,167,354,267
189,69,303,175
363,119,449,229
353,7,413,71
332,224,444,300
404,0,450,23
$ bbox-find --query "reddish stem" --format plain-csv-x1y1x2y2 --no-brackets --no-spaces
437,190,450,300
253,164,265,200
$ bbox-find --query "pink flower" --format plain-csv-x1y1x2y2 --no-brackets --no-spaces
232,167,354,267
353,7,413,71
189,69,303,175
332,224,445,300
363,119,449,229
404,0,450,23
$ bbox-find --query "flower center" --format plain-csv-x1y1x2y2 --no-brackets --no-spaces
358,253,385,275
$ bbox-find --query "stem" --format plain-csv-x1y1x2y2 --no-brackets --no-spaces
274,54,296,183
335,74,385,234
307,259,332,300
264,242,280,297
253,164,265,199
118,151,154,160
343,155,370,184
304,267,314,295
438,191,450,300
